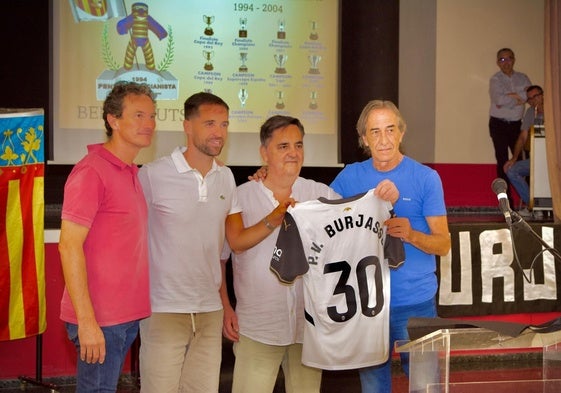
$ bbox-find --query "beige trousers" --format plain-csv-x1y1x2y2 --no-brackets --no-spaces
232,334,322,393
139,310,223,393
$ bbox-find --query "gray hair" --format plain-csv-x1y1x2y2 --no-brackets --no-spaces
356,100,406,153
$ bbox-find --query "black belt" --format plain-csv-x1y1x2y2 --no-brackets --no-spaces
491,116,521,124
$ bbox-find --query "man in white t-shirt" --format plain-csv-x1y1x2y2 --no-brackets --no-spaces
138,94,291,393
223,115,399,393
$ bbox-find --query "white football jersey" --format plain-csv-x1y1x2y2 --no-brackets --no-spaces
271,189,404,370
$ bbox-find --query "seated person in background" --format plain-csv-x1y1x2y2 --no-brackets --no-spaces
503,85,544,218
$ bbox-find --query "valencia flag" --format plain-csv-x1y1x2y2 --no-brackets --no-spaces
68,0,126,23
0,109,46,341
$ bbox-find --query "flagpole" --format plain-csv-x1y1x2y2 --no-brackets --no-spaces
18,335,60,392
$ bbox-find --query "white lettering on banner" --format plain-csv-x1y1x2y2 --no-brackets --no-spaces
437,225,560,316
523,226,557,300
480,229,515,302
439,226,558,307
439,231,473,305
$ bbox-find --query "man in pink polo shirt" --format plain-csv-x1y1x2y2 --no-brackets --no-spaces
58,81,156,393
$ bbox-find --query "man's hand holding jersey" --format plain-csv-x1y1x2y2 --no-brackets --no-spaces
374,179,399,206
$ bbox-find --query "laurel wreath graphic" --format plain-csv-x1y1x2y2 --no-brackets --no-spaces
157,26,174,72
101,23,121,71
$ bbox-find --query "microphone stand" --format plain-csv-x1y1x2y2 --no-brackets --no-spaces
507,211,561,334
509,210,561,263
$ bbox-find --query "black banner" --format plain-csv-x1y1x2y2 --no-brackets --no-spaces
436,222,561,317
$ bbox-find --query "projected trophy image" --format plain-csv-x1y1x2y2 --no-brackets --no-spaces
238,88,249,107
309,21,319,40
275,90,285,110
309,91,318,110
239,17,247,38
203,50,214,71
239,52,248,72
203,15,214,36
274,54,288,74
308,55,321,74
277,19,286,39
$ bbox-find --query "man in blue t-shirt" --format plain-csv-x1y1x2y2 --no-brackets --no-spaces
330,100,451,393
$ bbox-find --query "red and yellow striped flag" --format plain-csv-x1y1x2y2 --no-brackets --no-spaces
68,0,126,23
0,109,46,341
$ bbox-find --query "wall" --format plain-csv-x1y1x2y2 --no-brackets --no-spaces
399,0,437,162
0,2,50,154
400,0,545,164
435,0,544,164
340,0,399,163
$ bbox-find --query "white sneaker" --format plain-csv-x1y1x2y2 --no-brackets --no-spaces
517,207,533,218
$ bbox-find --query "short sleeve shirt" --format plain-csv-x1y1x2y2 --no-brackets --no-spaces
60,144,151,326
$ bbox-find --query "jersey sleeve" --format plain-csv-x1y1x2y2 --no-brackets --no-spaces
385,235,405,269
269,212,309,284
384,207,405,269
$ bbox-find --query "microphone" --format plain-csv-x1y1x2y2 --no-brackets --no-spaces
491,178,512,225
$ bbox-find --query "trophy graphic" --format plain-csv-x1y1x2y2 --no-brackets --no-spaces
239,52,248,72
309,21,319,40
277,19,286,39
239,17,247,38
203,50,214,71
203,15,215,36
308,55,321,74
309,91,318,110
275,91,285,110
274,54,288,74
238,88,248,107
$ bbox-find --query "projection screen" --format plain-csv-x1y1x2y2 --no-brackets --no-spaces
52,0,341,166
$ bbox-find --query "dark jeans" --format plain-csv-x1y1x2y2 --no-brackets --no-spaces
489,116,522,202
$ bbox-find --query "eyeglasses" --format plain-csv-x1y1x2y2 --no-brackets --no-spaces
498,57,514,63
527,93,543,100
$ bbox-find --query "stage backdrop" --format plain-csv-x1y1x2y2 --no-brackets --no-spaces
0,109,46,341
437,222,561,317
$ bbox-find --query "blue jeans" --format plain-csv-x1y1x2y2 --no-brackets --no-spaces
66,321,139,393
506,159,530,205
359,298,437,393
